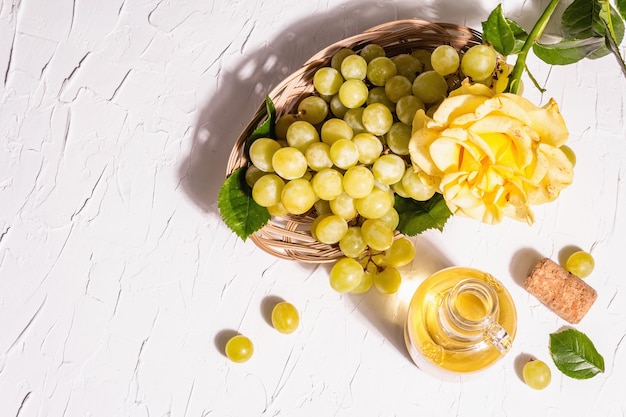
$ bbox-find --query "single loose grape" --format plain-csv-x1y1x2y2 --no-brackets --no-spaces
371,153,406,185
281,178,316,215
392,53,423,81
522,359,551,390
329,138,360,169
286,120,320,152
565,250,595,278
271,302,300,334
329,257,364,293
314,214,348,245
343,107,366,135
297,95,329,125
377,237,416,267
384,75,412,103
395,95,425,125
352,132,383,164
311,168,344,201
385,122,412,156
412,71,448,104
305,141,333,171
225,334,254,363
330,48,355,71
343,165,375,199
272,147,308,180
321,118,353,146
359,43,386,63
252,173,285,207
329,192,357,220
340,54,368,80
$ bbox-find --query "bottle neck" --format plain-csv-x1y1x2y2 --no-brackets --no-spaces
439,278,512,353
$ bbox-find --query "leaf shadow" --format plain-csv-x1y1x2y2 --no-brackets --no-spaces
177,0,497,215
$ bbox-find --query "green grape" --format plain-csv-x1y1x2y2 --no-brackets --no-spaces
252,173,285,207
314,214,348,244
275,114,298,141
271,302,300,334
378,207,399,230
321,118,354,146
367,56,397,86
340,54,368,80
297,95,329,125
385,122,412,156
339,226,367,258
391,178,410,198
249,138,282,172
411,49,433,71
401,167,437,201
522,359,551,390
314,66,344,95
314,198,332,215
372,153,406,185
373,266,402,294
329,192,357,220
329,138,360,169
305,141,333,171
560,145,576,167
395,94,425,125
431,45,460,76
412,71,448,104
268,201,289,217
565,250,595,278
329,94,349,118
338,79,369,108
366,86,396,112
311,168,344,201
350,263,374,294
461,44,497,81
384,75,412,103
281,178,317,215
286,120,320,152
362,103,393,136
379,237,415,267
272,147,308,180
225,334,254,363
355,188,393,219
352,132,383,164
361,218,394,251
392,53,423,82
343,107,366,135
330,48,355,71
343,165,375,199
359,43,386,63
244,165,266,188
309,213,330,241
329,257,364,293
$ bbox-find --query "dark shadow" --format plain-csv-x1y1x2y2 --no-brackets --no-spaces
347,234,453,363
177,0,496,214
558,245,582,267
214,328,239,357
514,352,534,382
260,294,286,328
509,247,545,288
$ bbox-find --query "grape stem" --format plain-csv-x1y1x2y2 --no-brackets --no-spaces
507,0,561,94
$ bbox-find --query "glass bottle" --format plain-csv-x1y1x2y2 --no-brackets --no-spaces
404,266,517,378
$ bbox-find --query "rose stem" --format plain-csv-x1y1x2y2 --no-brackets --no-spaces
507,0,561,94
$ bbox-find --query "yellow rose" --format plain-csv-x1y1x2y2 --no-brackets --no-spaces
408,82,574,225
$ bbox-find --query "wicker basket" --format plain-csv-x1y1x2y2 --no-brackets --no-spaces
226,19,482,263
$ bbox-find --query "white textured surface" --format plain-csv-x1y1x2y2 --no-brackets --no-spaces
2,0,626,416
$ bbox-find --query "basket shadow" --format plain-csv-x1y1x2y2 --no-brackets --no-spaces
176,0,495,214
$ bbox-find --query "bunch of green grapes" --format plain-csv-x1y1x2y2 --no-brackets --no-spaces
246,43,503,294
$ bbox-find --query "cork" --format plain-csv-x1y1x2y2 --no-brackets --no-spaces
524,257,597,324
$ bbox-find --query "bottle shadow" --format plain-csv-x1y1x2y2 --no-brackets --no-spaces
176,0,495,215
347,234,453,363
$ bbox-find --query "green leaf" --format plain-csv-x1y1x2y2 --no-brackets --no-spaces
618,0,626,21
245,95,277,153
394,193,452,236
482,5,528,55
218,167,271,241
562,0,604,39
533,37,605,65
549,329,605,380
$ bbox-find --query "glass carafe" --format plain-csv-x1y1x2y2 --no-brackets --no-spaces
404,267,517,378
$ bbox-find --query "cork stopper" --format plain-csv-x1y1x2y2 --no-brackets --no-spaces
524,258,597,324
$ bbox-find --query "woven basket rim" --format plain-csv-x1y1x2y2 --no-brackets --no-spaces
226,19,482,263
